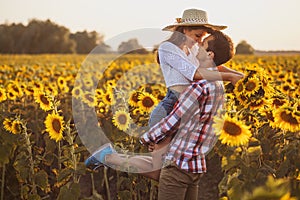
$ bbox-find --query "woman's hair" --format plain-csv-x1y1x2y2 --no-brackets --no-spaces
167,26,213,47
206,31,234,66
157,26,213,63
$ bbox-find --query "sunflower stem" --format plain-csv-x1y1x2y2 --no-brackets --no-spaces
103,167,111,200
23,122,37,195
58,141,62,171
1,164,5,200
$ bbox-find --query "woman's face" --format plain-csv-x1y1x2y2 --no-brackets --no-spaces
184,29,207,48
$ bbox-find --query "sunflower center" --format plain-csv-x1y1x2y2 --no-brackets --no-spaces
223,121,242,136
245,82,256,91
273,99,285,107
142,97,154,108
131,93,139,103
75,89,80,95
105,94,111,102
41,95,50,105
13,123,22,133
283,85,290,91
237,83,243,92
85,94,94,102
280,111,298,125
250,100,263,107
118,114,128,125
52,119,61,133
12,86,20,94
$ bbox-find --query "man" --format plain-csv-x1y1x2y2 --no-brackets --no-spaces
139,31,234,200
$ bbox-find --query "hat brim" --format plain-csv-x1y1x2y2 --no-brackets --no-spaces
162,23,227,31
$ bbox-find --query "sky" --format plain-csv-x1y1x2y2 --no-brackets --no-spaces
1,0,300,51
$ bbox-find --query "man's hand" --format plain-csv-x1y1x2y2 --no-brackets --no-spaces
229,73,244,85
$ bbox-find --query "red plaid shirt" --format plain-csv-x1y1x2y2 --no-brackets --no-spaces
140,80,224,173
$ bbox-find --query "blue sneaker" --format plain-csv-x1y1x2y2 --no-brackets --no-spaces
85,143,116,169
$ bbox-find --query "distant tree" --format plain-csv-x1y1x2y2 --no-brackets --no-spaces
96,42,112,54
235,40,254,55
20,19,76,53
70,31,111,54
118,38,148,54
0,19,111,54
0,23,26,53
70,31,97,54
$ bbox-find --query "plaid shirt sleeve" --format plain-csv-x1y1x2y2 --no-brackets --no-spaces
140,81,205,144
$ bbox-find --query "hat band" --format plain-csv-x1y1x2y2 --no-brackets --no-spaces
181,18,208,24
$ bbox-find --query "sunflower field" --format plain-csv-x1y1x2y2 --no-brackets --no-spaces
0,53,299,200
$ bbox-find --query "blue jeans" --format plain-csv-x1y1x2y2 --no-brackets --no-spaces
149,89,180,128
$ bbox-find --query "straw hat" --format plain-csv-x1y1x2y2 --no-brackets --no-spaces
163,9,227,31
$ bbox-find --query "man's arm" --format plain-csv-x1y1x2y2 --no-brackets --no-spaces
140,82,205,144
194,68,244,85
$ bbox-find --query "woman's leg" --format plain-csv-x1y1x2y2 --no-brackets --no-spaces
105,152,162,181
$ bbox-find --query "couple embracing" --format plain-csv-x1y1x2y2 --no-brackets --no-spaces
85,8,243,200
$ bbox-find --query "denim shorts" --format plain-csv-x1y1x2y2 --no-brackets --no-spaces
148,89,180,128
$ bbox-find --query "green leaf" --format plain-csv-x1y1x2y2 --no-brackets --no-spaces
118,190,132,200
0,143,15,164
57,182,80,200
34,170,49,191
57,168,73,183
28,194,41,200
276,160,290,178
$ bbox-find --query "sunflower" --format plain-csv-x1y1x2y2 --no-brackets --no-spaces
71,87,83,99
45,84,58,97
248,98,266,111
82,91,97,107
32,81,44,91
268,96,287,109
57,76,67,89
272,107,300,132
244,77,261,97
3,118,13,133
58,77,70,93
137,92,158,113
34,91,53,111
44,112,65,142
24,85,35,96
97,102,108,117
95,88,104,98
0,88,7,102
101,91,116,106
6,91,17,100
83,78,94,89
106,79,116,89
213,114,252,147
11,120,22,134
7,82,23,98
128,90,140,107
112,109,131,131
233,79,244,95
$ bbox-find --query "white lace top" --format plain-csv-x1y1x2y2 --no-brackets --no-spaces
158,41,199,88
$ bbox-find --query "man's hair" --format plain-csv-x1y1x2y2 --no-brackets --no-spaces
206,31,234,66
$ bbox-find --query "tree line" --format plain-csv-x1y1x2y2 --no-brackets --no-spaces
0,18,255,54
0,19,111,54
